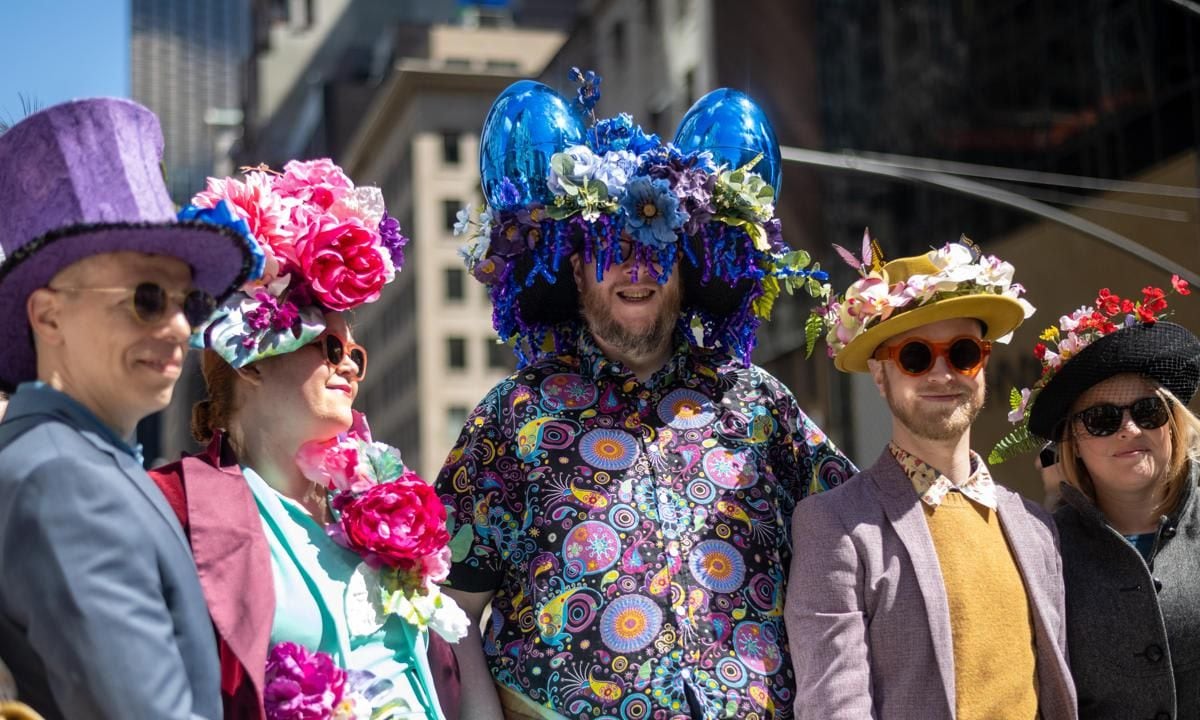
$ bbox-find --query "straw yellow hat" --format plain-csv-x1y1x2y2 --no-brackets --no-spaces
810,239,1033,373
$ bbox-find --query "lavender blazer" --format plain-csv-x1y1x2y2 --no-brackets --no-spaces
784,450,1076,720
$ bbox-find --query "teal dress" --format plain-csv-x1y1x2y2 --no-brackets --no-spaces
244,466,444,719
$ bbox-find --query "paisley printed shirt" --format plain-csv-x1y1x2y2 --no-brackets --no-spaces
436,332,855,720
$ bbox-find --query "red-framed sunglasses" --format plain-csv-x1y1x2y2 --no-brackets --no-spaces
873,336,991,377
314,332,368,380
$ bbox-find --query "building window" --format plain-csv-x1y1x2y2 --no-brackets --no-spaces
684,67,697,108
447,336,467,370
644,0,657,27
677,0,690,21
445,268,465,302
487,337,515,371
441,131,460,165
610,21,625,66
485,60,520,73
443,199,461,233
446,405,468,445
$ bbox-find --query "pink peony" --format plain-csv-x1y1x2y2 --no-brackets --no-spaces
293,211,389,311
263,642,345,720
338,473,450,575
275,159,353,211
192,171,295,283
295,437,374,494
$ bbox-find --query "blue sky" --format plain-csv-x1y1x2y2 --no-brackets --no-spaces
0,0,129,124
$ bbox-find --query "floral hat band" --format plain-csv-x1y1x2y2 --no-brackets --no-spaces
457,68,830,366
990,277,1195,463
183,159,409,368
807,232,1035,373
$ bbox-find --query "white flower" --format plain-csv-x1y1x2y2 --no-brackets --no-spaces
345,563,386,636
428,590,470,642
453,204,474,236
592,150,639,196
1059,306,1094,332
977,254,1015,288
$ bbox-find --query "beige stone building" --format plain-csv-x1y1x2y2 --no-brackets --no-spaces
342,24,565,481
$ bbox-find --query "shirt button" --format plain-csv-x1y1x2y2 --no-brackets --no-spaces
1153,577,1164,593
1163,525,1177,538
1142,644,1164,663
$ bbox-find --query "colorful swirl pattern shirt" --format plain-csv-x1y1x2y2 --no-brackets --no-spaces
436,334,855,719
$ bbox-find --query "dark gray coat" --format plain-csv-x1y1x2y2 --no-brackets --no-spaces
1056,464,1200,720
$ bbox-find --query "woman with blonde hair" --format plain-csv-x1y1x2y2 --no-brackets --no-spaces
995,279,1200,720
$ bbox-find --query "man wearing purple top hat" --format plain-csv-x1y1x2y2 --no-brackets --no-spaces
0,99,257,719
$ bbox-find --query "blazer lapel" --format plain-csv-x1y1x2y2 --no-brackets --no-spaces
869,451,957,711
91,433,194,553
184,436,275,702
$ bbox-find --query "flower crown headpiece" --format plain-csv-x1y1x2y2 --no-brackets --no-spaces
989,276,1192,464
457,68,830,366
805,231,1035,359
183,159,408,367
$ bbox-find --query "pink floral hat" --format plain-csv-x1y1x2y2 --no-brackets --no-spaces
185,160,408,366
807,232,1035,373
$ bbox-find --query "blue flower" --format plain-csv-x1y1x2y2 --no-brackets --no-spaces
570,67,602,114
620,176,686,249
589,113,660,155
179,200,264,281
591,150,639,196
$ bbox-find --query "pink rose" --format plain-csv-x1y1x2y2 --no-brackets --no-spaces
338,473,450,574
293,211,389,311
295,437,371,493
193,171,295,284
275,159,353,210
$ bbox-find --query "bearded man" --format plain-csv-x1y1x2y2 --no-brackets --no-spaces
435,78,855,719
784,243,1076,720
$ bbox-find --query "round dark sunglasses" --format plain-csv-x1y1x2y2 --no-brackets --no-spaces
1073,396,1170,437
315,333,368,380
50,282,216,329
873,336,991,377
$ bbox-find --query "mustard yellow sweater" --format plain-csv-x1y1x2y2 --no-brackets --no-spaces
924,491,1038,720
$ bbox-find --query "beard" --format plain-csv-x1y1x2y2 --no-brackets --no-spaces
579,279,683,359
881,370,985,442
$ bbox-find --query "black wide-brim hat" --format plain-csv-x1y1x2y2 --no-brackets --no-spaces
1028,321,1200,440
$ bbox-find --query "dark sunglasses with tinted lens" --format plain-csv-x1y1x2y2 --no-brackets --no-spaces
1073,396,1170,437
318,333,368,380
50,282,216,328
873,336,991,377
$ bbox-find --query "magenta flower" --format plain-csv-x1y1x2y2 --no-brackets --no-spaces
263,642,346,720
338,473,450,574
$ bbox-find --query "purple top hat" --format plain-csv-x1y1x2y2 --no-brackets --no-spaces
0,97,255,391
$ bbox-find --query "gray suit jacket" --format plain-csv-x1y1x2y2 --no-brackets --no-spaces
785,450,1076,720
0,387,221,720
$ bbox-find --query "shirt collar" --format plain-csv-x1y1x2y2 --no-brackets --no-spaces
7,381,144,464
575,329,692,388
888,442,997,510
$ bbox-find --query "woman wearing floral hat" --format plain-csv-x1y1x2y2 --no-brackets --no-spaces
149,161,465,720
993,278,1200,720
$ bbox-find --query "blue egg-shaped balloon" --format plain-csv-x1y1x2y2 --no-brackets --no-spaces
673,88,782,199
479,80,585,209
